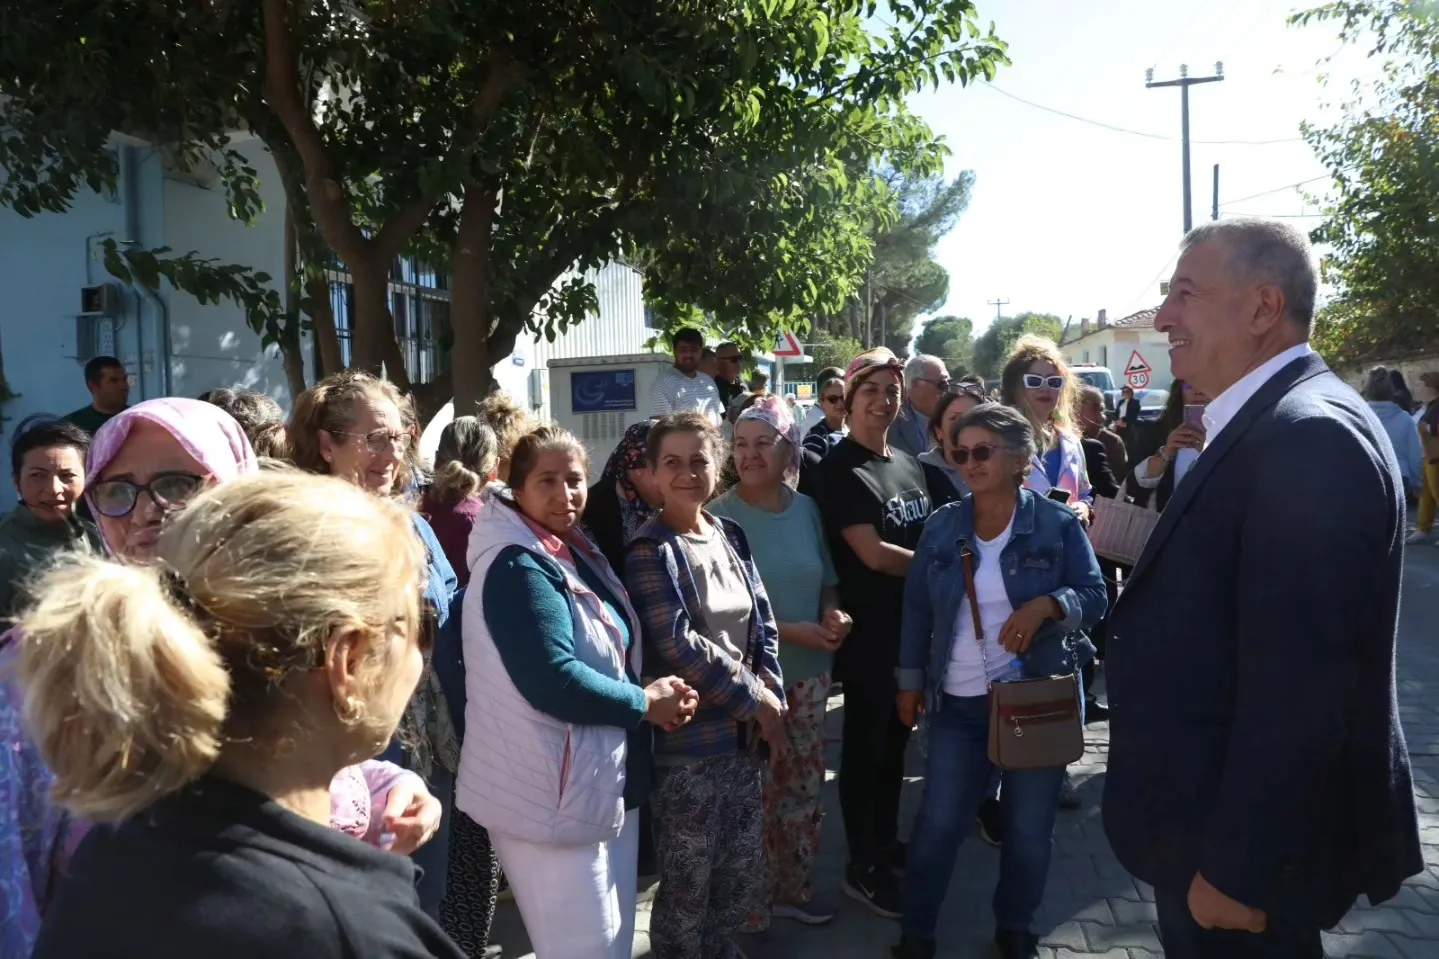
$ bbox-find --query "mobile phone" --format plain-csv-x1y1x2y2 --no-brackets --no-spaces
1046,488,1072,504
1183,404,1205,428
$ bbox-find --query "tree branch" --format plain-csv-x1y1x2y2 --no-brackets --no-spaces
373,48,521,260
260,0,370,266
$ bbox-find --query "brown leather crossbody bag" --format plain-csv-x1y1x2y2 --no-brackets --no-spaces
962,547,1084,770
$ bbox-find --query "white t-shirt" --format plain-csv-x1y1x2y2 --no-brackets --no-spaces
943,516,1017,697
648,367,723,425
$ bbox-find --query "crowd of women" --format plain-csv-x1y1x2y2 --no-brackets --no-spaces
0,332,1126,959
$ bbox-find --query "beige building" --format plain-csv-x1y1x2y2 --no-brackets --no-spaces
1062,306,1174,393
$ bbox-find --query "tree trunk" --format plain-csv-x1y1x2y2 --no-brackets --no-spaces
307,271,342,377
278,204,308,398
349,263,392,375
449,185,499,410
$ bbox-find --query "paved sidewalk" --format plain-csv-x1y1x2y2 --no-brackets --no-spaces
491,548,1439,958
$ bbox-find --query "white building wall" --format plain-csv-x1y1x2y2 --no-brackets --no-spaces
162,138,304,405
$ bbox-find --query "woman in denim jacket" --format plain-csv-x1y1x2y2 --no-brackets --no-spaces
891,403,1107,959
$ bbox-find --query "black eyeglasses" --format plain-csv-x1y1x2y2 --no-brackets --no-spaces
821,394,845,405
418,600,439,655
915,377,950,390
1022,374,1066,390
90,471,205,518
331,429,413,454
950,443,998,465
948,383,987,399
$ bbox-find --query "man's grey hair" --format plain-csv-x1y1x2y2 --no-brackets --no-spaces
1077,384,1106,406
949,402,1037,482
1362,366,1395,403
904,354,944,387
1181,219,1319,331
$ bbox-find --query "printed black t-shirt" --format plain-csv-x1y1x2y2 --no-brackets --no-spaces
817,436,931,684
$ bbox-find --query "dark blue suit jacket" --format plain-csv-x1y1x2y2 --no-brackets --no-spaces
1103,352,1423,927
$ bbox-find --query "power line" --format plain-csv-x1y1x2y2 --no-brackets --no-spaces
981,84,1304,146
1219,174,1332,206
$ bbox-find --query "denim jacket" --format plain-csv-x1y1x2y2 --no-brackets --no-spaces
897,488,1107,713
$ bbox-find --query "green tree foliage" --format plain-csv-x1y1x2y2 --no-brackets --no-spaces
1291,1,1439,366
0,0,1007,408
971,312,1063,379
913,314,974,373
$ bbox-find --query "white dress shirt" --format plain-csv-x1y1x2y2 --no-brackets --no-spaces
1201,343,1314,442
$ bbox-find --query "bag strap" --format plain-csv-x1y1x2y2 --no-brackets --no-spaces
961,547,984,641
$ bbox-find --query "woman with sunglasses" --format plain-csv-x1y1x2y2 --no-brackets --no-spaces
0,399,439,957
19,471,464,959
893,403,1105,959
1000,337,1094,525
460,425,697,959
289,372,461,920
917,387,988,510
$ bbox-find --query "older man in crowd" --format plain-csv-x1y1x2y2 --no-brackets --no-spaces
1103,219,1422,958
890,355,949,457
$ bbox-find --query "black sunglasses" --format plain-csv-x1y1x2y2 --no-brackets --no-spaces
418,600,439,655
90,471,205,518
950,443,998,465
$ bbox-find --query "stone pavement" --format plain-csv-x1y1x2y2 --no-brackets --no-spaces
490,547,1439,958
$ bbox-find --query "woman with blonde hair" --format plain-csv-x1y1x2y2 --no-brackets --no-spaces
0,399,440,958
476,393,537,485
1000,336,1093,524
288,371,460,917
20,471,464,958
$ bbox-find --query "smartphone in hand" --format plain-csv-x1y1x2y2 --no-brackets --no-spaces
1046,488,1072,504
1183,404,1205,429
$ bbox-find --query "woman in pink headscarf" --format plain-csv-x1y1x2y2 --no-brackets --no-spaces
0,398,438,958
709,395,853,943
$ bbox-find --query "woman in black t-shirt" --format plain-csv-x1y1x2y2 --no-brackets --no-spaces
815,347,932,920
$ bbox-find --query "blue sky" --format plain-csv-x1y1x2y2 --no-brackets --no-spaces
910,0,1376,336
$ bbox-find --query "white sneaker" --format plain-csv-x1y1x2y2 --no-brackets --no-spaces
1406,530,1432,545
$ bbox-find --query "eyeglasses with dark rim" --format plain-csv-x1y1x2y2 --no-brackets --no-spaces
948,383,987,399
331,429,413,454
915,377,950,390
90,471,205,518
820,393,845,406
949,443,998,466
1022,374,1067,391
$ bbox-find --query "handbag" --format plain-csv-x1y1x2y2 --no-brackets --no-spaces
962,547,1084,771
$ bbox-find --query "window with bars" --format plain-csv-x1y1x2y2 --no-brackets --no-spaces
323,255,450,384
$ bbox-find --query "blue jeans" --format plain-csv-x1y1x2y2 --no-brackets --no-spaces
902,694,1066,940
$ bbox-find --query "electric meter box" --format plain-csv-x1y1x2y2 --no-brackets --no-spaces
548,353,675,482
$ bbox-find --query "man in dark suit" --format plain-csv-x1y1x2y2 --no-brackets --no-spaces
1103,219,1423,959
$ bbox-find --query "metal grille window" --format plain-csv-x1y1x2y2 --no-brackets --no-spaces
324,255,449,384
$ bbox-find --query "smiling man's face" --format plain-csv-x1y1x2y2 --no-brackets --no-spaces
1155,238,1271,398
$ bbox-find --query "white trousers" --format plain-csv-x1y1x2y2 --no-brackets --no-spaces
490,813,640,959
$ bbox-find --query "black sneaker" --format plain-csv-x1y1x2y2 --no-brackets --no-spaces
1085,699,1110,723
891,933,937,959
842,862,903,920
991,928,1039,959
976,797,1003,847
885,840,908,877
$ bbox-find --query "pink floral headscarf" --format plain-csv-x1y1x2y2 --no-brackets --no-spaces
86,398,258,554
736,393,803,488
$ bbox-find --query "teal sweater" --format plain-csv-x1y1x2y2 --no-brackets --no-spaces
481,544,653,809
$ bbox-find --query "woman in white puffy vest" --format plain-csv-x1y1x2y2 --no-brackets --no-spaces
457,426,697,959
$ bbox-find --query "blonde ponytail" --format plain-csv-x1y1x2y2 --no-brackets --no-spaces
18,555,230,822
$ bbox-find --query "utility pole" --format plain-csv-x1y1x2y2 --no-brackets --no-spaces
1147,63,1225,234
989,298,1010,323
1212,163,1220,221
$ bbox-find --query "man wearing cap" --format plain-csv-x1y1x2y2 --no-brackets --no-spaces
814,347,932,919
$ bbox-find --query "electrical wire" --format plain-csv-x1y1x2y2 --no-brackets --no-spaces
981,84,1305,146
1219,174,1332,206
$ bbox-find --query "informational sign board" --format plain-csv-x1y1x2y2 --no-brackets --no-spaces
1124,350,1153,389
571,369,637,413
